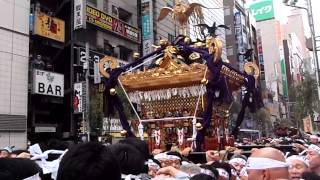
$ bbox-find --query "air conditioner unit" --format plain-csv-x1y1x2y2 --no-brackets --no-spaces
112,5,119,18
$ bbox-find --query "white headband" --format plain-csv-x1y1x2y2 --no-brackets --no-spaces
147,159,160,169
166,155,181,161
229,158,247,166
200,168,216,178
121,174,141,180
246,157,288,170
154,153,181,161
23,173,40,180
154,153,166,161
240,167,248,177
310,135,318,139
217,168,230,179
308,144,320,154
286,155,309,167
29,145,68,180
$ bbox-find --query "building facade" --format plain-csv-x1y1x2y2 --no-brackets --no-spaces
0,0,30,148
27,0,141,143
224,0,258,70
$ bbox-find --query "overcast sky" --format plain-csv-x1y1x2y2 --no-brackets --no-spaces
311,0,320,37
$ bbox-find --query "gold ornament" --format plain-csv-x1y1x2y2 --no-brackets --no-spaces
120,130,127,136
160,39,169,46
196,123,203,130
184,37,191,44
99,56,119,78
110,88,117,95
158,1,205,35
244,62,260,80
133,52,140,60
206,37,223,63
189,52,201,61
201,78,208,85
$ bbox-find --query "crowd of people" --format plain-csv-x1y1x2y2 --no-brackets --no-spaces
1,134,320,180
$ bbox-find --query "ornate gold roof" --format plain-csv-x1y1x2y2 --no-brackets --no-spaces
119,63,207,91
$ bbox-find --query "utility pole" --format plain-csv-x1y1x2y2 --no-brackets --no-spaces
306,0,320,100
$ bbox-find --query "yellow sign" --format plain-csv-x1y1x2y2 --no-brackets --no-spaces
303,116,313,133
86,5,140,43
34,12,65,42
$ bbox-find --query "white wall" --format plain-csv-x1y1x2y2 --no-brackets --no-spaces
257,20,282,102
0,132,26,148
0,0,30,149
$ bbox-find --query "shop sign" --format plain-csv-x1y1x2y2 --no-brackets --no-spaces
86,5,140,43
35,126,56,133
249,0,274,22
34,12,65,42
77,47,128,67
103,118,122,132
32,69,64,97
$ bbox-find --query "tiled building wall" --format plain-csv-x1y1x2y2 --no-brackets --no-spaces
0,0,30,149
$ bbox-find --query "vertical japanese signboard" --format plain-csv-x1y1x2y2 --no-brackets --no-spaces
74,0,86,30
74,82,84,113
141,0,154,55
279,46,288,98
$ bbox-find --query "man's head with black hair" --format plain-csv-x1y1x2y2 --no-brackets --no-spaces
229,154,247,174
210,161,232,180
109,143,148,175
200,164,219,179
57,142,121,180
119,137,150,160
230,154,247,161
191,173,217,180
165,151,182,169
0,158,41,180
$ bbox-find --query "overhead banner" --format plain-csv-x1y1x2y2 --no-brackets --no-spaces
86,5,140,43
249,0,274,22
141,0,154,55
34,12,65,42
32,69,64,97
74,0,86,30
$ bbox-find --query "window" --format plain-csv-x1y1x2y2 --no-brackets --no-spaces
103,40,114,56
87,0,97,6
224,8,230,16
119,46,132,62
103,0,108,12
226,28,232,35
112,5,119,17
118,7,132,23
227,46,233,56
168,34,174,43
